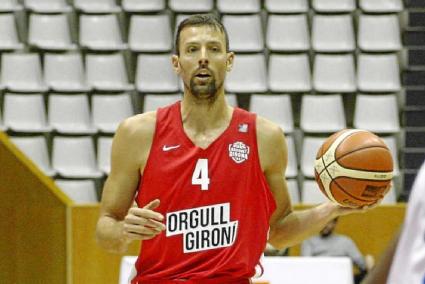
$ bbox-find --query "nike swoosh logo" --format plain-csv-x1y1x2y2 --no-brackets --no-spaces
162,145,181,151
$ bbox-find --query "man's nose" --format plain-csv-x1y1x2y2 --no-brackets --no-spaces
198,48,209,66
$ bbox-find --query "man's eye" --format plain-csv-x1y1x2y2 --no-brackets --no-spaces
211,47,220,52
187,47,197,53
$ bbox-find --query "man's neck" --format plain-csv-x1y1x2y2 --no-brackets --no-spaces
180,90,233,133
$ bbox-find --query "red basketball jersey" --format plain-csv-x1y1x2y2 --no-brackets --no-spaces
132,102,277,283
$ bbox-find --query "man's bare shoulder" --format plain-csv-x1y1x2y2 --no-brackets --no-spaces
117,111,157,140
256,115,285,145
256,115,287,172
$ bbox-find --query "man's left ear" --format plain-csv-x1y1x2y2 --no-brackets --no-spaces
226,52,235,72
172,55,181,74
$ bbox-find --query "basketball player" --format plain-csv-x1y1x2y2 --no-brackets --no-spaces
96,14,369,283
362,160,425,284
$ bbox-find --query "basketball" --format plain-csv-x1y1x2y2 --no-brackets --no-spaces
314,129,394,208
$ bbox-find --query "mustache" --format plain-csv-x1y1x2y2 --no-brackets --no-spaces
193,67,214,76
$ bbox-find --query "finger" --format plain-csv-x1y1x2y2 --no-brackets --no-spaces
124,224,163,236
129,207,164,221
125,231,158,241
146,219,166,231
143,199,160,210
124,215,165,231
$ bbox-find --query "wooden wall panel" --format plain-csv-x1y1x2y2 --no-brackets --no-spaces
0,132,72,284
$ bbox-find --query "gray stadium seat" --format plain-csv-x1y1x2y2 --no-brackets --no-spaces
168,0,213,12
222,14,264,53
86,53,134,92
48,94,96,134
312,14,355,52
143,94,181,112
286,179,300,204
136,54,179,93
285,135,298,179
226,94,238,107
357,54,401,93
353,94,400,134
300,95,346,134
225,53,267,93
79,14,126,51
312,0,355,12
250,94,294,134
52,136,103,178
0,13,23,50
302,179,329,204
74,0,120,13
97,136,113,175
217,0,261,14
55,179,98,203
129,14,172,52
24,0,71,13
265,0,308,13
381,136,400,177
122,0,165,12
0,0,23,11
11,136,56,177
28,13,76,51
301,137,327,178
1,53,48,92
44,52,90,92
3,93,51,133
92,93,134,133
359,0,403,13
358,14,401,52
266,14,309,52
268,53,311,93
313,54,356,93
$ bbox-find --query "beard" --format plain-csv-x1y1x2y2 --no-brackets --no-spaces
187,69,221,104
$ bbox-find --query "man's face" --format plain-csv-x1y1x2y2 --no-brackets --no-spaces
172,25,234,102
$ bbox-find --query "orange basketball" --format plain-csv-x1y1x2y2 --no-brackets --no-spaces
314,129,394,208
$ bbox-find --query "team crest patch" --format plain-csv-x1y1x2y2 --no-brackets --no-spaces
228,141,250,163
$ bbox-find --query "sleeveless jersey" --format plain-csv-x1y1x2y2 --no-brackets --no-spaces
387,160,425,284
132,102,277,283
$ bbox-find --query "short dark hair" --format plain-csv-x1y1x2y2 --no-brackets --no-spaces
175,13,229,55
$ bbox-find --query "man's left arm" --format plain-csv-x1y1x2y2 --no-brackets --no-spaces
257,117,363,250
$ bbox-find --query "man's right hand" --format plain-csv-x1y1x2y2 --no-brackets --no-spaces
123,199,166,241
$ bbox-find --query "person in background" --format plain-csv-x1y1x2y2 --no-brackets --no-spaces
302,217,374,284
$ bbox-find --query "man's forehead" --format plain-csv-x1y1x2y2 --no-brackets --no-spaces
180,25,226,44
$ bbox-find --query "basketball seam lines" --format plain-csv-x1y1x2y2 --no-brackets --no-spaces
334,145,393,173
316,130,359,176
317,146,392,175
332,179,378,203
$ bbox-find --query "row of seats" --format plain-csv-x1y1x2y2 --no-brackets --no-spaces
0,0,404,13
53,176,398,204
0,52,402,93
0,93,401,134
7,129,400,180
0,13,402,53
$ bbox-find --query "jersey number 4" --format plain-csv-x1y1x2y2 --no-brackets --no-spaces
192,159,210,190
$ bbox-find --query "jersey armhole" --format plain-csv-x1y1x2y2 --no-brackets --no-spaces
137,110,161,196
252,114,278,213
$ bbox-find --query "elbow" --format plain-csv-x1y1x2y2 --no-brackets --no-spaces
268,229,288,251
268,227,301,250
95,221,129,254
96,233,128,254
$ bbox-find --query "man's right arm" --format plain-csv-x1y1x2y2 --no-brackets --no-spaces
96,113,165,254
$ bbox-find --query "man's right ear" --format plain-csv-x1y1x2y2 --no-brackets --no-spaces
172,55,181,74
